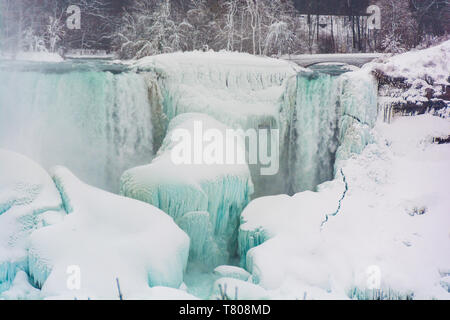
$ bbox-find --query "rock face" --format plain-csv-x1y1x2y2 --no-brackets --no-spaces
133,51,300,198
0,149,63,293
121,113,254,267
280,67,379,194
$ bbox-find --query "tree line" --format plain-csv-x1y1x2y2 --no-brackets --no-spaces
0,0,448,59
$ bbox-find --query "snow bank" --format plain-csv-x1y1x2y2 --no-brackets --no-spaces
0,149,63,293
239,115,450,299
121,113,253,267
335,69,379,169
28,166,189,299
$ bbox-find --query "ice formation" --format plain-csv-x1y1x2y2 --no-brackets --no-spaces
121,113,253,267
0,149,63,294
239,115,450,299
131,51,301,197
0,66,153,192
280,66,378,194
27,166,189,299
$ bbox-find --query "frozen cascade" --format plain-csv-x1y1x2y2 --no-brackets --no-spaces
0,65,154,192
132,52,300,197
280,67,378,195
284,71,340,193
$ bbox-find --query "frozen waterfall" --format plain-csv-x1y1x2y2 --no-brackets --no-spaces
0,62,154,192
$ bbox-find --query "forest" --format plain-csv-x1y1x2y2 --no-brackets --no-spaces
0,0,448,59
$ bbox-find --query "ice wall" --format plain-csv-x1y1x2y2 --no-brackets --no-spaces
0,66,154,192
280,67,378,195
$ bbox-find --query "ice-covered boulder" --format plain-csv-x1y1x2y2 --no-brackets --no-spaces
28,166,189,299
0,149,63,293
131,52,300,197
121,113,254,267
335,69,378,170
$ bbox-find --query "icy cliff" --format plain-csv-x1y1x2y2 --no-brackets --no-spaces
280,67,378,194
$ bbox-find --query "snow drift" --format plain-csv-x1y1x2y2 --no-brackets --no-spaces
27,166,189,299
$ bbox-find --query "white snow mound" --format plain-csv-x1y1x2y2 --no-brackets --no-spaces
28,166,190,299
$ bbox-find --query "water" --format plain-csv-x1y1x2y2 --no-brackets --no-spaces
0,60,153,192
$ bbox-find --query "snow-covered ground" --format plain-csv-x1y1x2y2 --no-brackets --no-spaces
367,41,449,86
130,51,301,131
239,114,450,299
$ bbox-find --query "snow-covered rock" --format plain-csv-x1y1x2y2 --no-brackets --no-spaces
367,40,450,118
0,271,41,300
28,166,189,299
121,113,253,267
238,115,450,300
367,40,449,87
0,149,63,293
280,67,378,193
130,51,301,197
